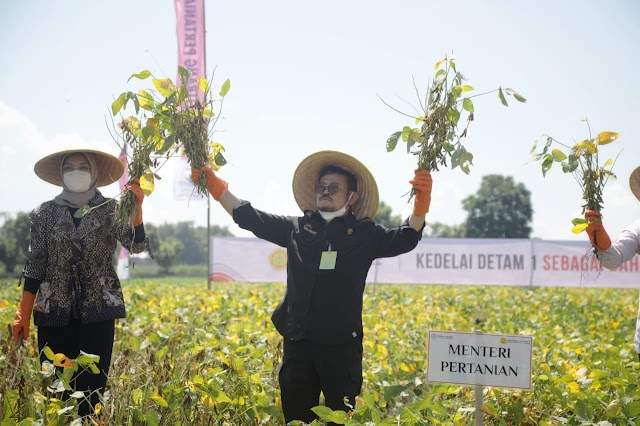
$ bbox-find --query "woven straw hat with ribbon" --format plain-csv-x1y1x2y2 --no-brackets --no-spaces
292,150,379,220
34,148,124,187
630,166,640,202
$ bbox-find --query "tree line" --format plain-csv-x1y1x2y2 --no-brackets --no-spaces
0,174,532,275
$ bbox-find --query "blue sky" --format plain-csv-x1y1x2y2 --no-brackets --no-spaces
1,0,639,240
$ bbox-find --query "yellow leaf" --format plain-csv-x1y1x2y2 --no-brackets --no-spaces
576,140,597,155
566,381,580,393
596,131,619,145
151,393,168,408
152,78,176,98
603,158,613,168
140,173,155,196
53,353,74,369
138,90,154,110
571,223,588,234
376,344,388,358
94,403,102,414
198,77,209,94
433,57,447,70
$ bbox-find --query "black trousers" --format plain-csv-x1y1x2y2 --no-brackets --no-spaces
279,337,363,425
37,318,115,416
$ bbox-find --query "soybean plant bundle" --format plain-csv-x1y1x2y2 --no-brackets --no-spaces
529,124,620,233
110,66,231,219
172,99,216,196
384,56,525,198
113,116,164,232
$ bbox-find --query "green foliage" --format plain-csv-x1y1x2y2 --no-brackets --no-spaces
2,279,639,424
375,201,403,229
462,175,532,238
154,238,185,274
383,55,525,193
0,213,30,274
145,221,233,266
424,222,466,238
530,121,620,231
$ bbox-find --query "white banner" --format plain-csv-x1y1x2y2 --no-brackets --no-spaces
173,156,207,202
210,237,640,288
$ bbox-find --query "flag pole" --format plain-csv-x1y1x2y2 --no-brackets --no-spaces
203,0,211,290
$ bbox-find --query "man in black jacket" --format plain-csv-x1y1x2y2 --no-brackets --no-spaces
193,150,432,424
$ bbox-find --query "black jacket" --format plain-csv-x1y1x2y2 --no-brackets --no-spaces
233,201,422,344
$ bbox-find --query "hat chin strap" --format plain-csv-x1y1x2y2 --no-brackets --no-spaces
319,193,353,222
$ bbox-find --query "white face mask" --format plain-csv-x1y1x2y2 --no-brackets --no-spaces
319,193,353,222
63,170,93,193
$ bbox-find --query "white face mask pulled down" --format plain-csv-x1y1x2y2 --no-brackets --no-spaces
63,170,93,193
319,193,354,222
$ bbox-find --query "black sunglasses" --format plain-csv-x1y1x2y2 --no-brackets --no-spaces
314,183,342,195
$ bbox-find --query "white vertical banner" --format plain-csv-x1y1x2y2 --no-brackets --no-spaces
116,146,130,280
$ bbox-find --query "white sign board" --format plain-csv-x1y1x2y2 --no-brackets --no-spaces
427,330,532,389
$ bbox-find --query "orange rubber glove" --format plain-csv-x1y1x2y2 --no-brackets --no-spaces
12,291,36,344
410,169,433,216
191,166,228,201
126,178,144,226
585,210,612,250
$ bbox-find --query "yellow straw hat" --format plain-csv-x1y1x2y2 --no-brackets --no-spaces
292,150,379,220
630,166,640,202
35,148,124,187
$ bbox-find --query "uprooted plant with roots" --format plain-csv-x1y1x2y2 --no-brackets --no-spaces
381,55,526,199
107,66,231,231
529,120,620,234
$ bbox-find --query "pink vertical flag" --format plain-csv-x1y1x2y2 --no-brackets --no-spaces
174,0,208,202
175,0,206,105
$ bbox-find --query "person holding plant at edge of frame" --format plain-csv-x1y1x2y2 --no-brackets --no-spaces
584,166,640,362
11,146,152,416
192,150,431,425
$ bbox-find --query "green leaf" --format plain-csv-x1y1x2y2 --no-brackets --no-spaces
312,406,337,421
43,346,55,361
132,388,143,405
137,90,154,111
401,126,411,142
146,410,160,426
157,135,175,154
177,66,191,85
571,217,587,226
462,98,474,113
624,400,640,417
112,93,127,115
219,78,231,97
461,85,473,92
214,152,227,167
561,160,579,173
73,204,91,218
386,131,401,152
505,87,527,103
128,70,151,82
541,154,554,177
551,148,567,162
498,87,508,107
